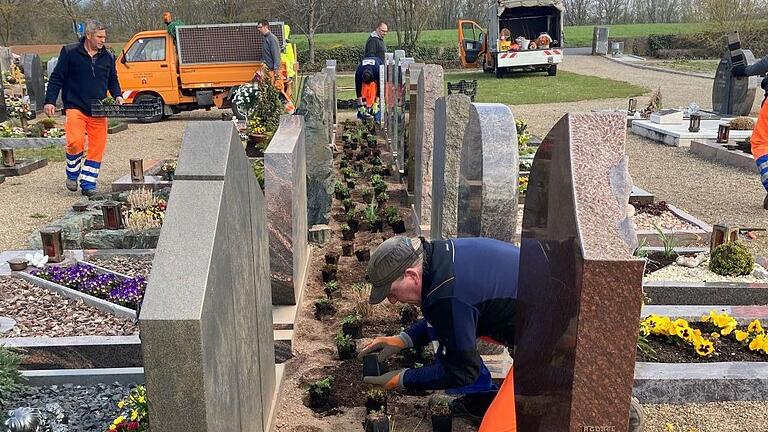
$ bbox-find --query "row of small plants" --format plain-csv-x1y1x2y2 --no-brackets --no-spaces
31,263,147,310
640,310,768,359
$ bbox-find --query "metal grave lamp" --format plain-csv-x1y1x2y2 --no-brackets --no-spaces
130,158,145,182
1,148,16,167
716,123,731,143
102,201,123,230
627,98,637,115
39,226,64,263
688,113,701,133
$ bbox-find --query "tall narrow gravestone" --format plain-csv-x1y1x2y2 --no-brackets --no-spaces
712,32,759,116
0,84,7,123
21,53,45,113
514,112,644,431
456,103,519,242
299,72,334,226
141,122,276,432
413,64,444,232
592,26,609,55
0,47,11,74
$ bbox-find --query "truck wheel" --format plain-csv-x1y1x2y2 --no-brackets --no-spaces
495,66,504,79
548,65,558,76
135,94,164,123
230,85,247,120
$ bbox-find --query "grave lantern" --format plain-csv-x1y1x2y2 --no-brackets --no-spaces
627,98,637,115
717,123,731,143
688,113,701,133
1,148,15,167
40,226,64,263
710,223,739,254
102,201,123,230
130,158,144,182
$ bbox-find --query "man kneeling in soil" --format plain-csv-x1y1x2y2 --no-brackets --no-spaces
359,235,519,430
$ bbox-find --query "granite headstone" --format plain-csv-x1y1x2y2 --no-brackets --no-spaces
456,103,519,242
712,49,759,116
413,64,444,232
0,84,7,122
430,94,472,239
325,59,338,125
592,26,609,56
514,112,644,431
21,53,45,113
0,47,11,74
265,114,309,305
141,122,276,432
299,71,334,226
405,64,424,195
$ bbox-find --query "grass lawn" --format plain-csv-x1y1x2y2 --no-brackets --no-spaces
14,145,66,162
333,70,647,105
646,59,720,75
298,22,709,51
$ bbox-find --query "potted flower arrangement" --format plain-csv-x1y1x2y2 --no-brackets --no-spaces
161,160,177,181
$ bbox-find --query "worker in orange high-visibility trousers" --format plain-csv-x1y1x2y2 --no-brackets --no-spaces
733,57,768,209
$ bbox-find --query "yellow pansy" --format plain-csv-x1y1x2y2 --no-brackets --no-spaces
117,400,126,409
131,409,138,421
138,395,145,404
749,334,765,351
675,325,693,341
735,330,749,342
695,340,714,357
748,320,764,334
109,426,116,431
720,326,735,336
700,314,711,323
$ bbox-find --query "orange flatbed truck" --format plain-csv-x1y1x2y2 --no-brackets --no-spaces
116,22,293,122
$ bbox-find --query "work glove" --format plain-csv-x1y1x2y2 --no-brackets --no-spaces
363,369,407,390
372,101,380,114
358,332,413,362
732,64,747,77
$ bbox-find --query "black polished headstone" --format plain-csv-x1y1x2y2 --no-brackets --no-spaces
22,53,45,113
712,33,759,116
0,83,7,122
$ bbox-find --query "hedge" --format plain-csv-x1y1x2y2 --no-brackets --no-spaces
298,45,461,72
614,31,768,59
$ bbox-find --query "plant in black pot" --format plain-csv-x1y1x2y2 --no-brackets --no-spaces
324,280,341,300
376,192,389,205
335,331,357,360
361,187,375,204
342,197,355,214
325,252,340,266
363,204,383,233
314,298,335,320
321,264,338,283
365,389,388,414
363,353,387,378
341,313,363,338
334,181,350,200
341,223,355,241
342,241,354,256
347,177,357,190
307,376,333,408
371,156,383,167
355,247,371,262
364,411,390,432
369,164,384,175
430,399,453,432
346,208,360,232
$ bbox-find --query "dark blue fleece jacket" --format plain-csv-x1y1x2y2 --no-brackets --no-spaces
402,237,519,391
44,38,122,116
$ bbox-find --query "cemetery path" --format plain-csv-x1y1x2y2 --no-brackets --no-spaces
0,110,221,251
512,56,768,260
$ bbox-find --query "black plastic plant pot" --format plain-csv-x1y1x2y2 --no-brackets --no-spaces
365,395,388,414
342,230,355,241
325,287,342,300
365,414,390,432
355,248,371,262
347,181,356,190
325,253,340,266
314,303,335,320
343,321,363,339
337,342,357,360
362,354,387,377
391,220,406,234
321,266,338,283
348,219,360,231
372,221,384,232
344,203,354,214
342,243,354,256
309,388,330,408
354,163,365,173
431,415,452,432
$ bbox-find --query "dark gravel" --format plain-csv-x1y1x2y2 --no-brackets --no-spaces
88,256,153,278
0,382,135,431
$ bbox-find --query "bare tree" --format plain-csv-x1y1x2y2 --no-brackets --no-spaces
57,0,81,38
384,0,431,50
277,0,339,63
564,0,595,25
0,0,23,45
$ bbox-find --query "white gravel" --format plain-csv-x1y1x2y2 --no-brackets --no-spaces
645,257,767,283
633,210,700,231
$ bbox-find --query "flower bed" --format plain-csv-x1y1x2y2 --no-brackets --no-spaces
638,310,768,362
30,263,146,310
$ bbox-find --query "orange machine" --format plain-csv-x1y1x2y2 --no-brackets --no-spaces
116,21,295,122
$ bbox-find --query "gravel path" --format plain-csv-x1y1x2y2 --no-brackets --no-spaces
0,276,137,337
0,110,222,251
1,382,133,431
513,55,768,259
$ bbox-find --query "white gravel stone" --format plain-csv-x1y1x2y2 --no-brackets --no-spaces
645,257,767,283
633,210,699,231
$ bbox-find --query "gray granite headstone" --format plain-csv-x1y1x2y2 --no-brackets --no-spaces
22,53,45,113
265,115,308,305
405,64,425,194
325,59,337,125
413,64,444,231
0,84,7,123
46,57,63,108
0,47,11,74
0,316,16,334
298,72,334,226
379,64,386,125
712,50,759,116
592,26,609,55
457,103,519,242
141,121,275,431
431,95,472,240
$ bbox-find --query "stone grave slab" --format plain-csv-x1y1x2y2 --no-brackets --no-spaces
0,137,66,148
631,118,753,147
111,159,173,192
299,71,334,226
629,186,654,206
22,53,45,113
141,121,276,432
457,103,519,242
690,139,757,172
108,122,128,134
431,94,472,240
325,60,338,125
0,158,48,176
515,112,644,431
0,316,16,333
265,114,309,306
413,64,444,233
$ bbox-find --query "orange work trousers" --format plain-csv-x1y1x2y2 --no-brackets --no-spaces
361,82,378,109
753,97,768,192
65,109,108,191
478,366,517,431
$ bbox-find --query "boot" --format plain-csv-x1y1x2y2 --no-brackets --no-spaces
764,193,768,210
65,179,78,191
